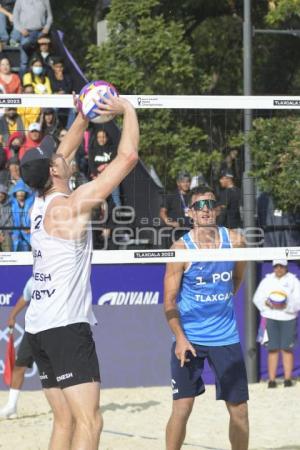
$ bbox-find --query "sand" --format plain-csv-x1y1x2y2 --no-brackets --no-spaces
0,382,300,450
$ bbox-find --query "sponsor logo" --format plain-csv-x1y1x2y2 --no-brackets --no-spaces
195,291,233,302
0,98,22,105
273,99,300,106
56,372,73,382
98,291,160,306
134,250,175,259
285,248,300,258
0,292,13,306
40,372,48,380
136,96,163,107
171,378,178,394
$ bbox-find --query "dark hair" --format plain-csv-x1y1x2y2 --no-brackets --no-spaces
188,186,215,205
51,56,64,66
23,83,34,91
28,56,46,83
0,56,11,66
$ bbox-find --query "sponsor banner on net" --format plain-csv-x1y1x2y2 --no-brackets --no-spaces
134,250,175,259
98,291,160,306
273,99,300,107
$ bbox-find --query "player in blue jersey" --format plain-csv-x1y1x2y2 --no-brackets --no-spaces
164,186,248,450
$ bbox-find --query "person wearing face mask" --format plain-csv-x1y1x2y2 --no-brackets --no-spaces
3,130,25,160
23,55,52,94
0,108,24,145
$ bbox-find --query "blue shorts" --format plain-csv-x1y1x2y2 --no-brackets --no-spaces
170,342,249,403
266,318,297,351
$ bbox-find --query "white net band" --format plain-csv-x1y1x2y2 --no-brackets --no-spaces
0,247,299,265
1,94,300,109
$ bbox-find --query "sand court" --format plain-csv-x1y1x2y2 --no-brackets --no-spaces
0,382,299,450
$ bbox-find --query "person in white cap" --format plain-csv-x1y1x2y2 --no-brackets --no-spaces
18,122,42,160
253,260,300,388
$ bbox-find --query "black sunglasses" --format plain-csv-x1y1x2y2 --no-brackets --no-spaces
191,199,217,210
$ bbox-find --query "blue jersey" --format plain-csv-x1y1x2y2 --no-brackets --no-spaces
177,228,239,346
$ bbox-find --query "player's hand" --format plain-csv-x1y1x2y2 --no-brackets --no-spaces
175,336,197,368
94,91,133,118
7,317,16,328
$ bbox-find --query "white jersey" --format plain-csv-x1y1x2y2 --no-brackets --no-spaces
25,192,97,334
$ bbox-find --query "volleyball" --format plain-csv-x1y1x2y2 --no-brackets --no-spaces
268,291,287,309
78,80,118,124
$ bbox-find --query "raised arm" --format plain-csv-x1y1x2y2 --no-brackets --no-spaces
69,95,139,216
57,112,89,165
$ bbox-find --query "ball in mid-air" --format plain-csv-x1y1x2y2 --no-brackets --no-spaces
78,80,118,124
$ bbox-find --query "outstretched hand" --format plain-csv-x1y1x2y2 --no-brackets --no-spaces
93,91,133,118
175,336,197,368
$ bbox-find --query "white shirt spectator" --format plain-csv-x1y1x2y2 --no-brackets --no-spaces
253,270,300,321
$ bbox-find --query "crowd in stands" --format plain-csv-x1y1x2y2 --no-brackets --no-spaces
0,2,299,252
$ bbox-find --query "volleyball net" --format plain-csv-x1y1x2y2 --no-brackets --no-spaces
1,93,300,264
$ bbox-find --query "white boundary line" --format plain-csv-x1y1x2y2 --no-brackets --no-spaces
1,94,300,109
0,247,299,265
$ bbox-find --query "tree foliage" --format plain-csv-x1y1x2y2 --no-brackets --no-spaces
86,0,219,186
53,0,300,206
248,117,300,211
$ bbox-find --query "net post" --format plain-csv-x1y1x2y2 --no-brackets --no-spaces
243,0,258,383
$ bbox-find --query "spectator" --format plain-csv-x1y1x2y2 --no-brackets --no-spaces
0,183,12,251
0,155,20,186
0,156,20,189
0,107,23,145
0,57,21,93
17,84,41,131
12,0,53,75
69,159,88,191
49,56,73,94
10,178,33,251
220,148,241,186
0,0,20,49
257,192,300,247
3,130,25,160
35,34,55,70
88,129,115,175
23,55,52,94
88,128,121,206
18,122,42,160
160,171,192,243
253,260,300,388
217,169,242,230
40,108,62,139
0,139,6,170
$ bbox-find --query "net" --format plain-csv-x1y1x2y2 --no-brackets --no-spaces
0,93,300,262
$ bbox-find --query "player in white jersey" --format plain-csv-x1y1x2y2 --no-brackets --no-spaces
19,94,139,450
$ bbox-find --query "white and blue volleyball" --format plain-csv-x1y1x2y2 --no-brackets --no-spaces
78,80,118,124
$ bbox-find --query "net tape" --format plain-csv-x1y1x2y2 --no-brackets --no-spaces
1,94,300,109
0,247,299,265
1,93,299,265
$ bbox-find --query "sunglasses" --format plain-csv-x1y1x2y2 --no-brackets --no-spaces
191,199,217,210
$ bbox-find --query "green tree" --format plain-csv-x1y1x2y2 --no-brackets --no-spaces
86,0,220,185
247,117,300,211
